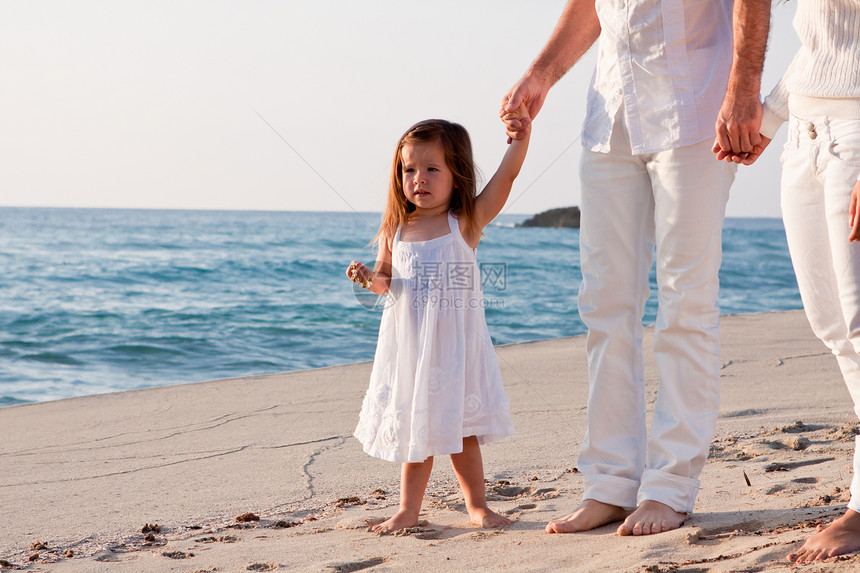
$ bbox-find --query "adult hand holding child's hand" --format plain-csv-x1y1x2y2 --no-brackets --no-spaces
500,102,532,140
500,74,549,142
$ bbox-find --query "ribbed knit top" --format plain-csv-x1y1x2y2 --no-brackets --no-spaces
761,0,860,138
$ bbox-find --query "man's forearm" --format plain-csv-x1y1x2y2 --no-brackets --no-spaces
727,0,771,98
526,0,601,87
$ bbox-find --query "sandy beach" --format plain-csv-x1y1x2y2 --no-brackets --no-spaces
2,309,859,572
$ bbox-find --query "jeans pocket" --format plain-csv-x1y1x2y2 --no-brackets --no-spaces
781,120,802,164
781,141,801,165
827,119,860,165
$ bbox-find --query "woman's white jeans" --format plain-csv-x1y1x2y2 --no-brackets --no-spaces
577,111,735,514
779,114,860,513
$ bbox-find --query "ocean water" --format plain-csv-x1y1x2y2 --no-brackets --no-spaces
0,208,801,406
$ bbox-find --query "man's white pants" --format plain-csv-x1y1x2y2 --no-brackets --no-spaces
577,111,734,514
779,113,860,514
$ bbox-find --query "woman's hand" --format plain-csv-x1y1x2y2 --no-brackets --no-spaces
849,181,860,242
712,134,771,166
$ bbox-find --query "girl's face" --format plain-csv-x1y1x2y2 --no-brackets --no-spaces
401,139,454,215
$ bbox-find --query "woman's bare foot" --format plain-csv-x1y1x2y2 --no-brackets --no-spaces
616,500,687,536
369,509,421,533
545,499,630,533
469,505,512,528
787,509,860,563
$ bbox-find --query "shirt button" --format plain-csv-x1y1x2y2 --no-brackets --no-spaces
807,122,817,139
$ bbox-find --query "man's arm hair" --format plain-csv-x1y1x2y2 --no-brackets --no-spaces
526,0,601,87
727,0,771,101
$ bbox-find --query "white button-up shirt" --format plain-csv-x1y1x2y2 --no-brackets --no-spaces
582,0,734,155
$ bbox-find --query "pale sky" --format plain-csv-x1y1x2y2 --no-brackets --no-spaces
0,1,798,217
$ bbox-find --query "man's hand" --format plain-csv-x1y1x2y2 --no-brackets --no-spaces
715,94,764,157
499,100,533,139
712,133,771,166
500,74,550,141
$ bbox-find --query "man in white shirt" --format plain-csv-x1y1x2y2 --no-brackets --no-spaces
502,0,770,536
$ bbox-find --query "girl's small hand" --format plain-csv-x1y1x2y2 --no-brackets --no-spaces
347,261,373,288
500,102,532,141
849,181,860,242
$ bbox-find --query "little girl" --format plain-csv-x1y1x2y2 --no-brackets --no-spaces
346,115,529,532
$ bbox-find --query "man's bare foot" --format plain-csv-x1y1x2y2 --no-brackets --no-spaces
617,500,687,536
545,499,631,533
469,505,512,528
369,510,420,532
787,509,860,563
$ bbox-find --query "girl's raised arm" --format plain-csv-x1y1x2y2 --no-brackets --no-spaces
472,107,531,236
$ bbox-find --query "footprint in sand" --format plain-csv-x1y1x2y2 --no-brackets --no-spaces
162,550,194,559
195,535,238,544
764,457,835,473
247,564,279,572
685,520,767,546
801,486,851,507
487,483,559,502
93,549,141,563
506,503,537,513
325,556,388,572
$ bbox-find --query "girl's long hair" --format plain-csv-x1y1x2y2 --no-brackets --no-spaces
372,119,478,248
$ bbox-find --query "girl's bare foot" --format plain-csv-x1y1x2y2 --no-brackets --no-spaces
469,505,512,528
616,500,687,536
787,509,860,563
369,510,421,533
545,499,630,533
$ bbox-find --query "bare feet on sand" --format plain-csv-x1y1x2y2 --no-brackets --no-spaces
787,509,860,564
616,500,687,536
369,506,510,532
469,506,512,528
369,510,421,533
545,499,631,533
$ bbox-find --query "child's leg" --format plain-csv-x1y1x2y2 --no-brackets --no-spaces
372,458,433,532
450,436,511,527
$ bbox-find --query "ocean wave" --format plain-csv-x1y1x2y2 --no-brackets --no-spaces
23,352,85,366
105,344,186,357
0,396,32,407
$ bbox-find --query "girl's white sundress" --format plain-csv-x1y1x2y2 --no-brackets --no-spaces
354,211,515,463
